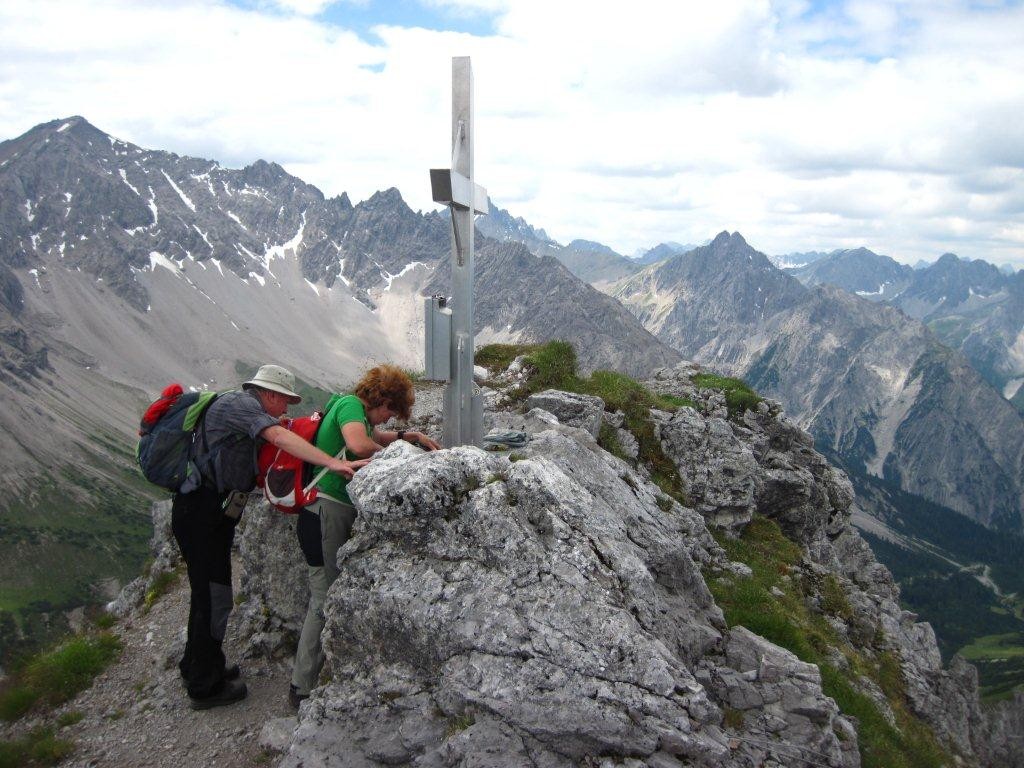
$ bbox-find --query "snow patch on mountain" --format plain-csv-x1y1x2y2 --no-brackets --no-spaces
383,261,425,291
149,251,181,274
119,169,140,197
260,212,306,268
160,170,195,212
146,188,159,226
856,283,888,297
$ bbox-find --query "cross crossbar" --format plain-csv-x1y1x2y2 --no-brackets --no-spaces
430,168,488,214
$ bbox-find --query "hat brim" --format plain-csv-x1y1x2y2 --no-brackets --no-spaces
244,380,302,403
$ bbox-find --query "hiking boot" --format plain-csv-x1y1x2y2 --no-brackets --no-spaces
190,680,248,710
288,684,309,709
180,662,241,682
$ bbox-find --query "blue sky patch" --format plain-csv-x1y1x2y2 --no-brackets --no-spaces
226,0,499,41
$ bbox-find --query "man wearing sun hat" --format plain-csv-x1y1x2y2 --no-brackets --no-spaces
173,364,365,711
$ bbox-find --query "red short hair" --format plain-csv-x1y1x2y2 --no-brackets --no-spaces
354,365,414,420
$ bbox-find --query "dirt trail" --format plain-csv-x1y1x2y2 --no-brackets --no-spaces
7,558,296,768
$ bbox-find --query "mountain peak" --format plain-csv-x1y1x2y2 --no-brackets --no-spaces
477,199,555,248
367,186,406,206
708,230,751,250
566,239,621,257
3,116,110,157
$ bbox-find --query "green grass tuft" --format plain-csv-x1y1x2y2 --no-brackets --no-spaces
56,710,84,729
142,570,178,613
722,706,745,729
708,517,951,768
0,632,122,721
0,689,36,723
691,373,762,417
597,422,631,463
656,394,699,410
445,712,476,738
474,344,534,375
520,341,579,395
819,574,855,621
0,727,74,767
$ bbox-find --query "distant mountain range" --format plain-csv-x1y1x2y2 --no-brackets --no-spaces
611,233,1024,531
769,250,833,269
787,248,1024,409
476,207,698,284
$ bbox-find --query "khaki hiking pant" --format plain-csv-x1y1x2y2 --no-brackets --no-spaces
291,496,357,696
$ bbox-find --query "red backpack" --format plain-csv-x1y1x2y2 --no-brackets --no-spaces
257,412,326,513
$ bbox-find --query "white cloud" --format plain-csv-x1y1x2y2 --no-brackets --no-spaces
0,0,1021,267
268,0,341,15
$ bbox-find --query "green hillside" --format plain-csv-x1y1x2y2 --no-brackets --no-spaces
0,451,158,664
845,468,1024,700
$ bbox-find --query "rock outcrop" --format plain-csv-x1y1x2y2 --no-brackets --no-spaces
525,388,605,438
235,503,309,658
220,363,1024,766
274,435,857,767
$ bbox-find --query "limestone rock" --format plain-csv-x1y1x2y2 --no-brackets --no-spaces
275,437,858,767
525,389,605,438
696,627,859,768
235,499,309,658
259,717,298,753
656,406,761,530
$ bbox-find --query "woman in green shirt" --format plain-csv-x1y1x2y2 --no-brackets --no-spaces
289,364,440,707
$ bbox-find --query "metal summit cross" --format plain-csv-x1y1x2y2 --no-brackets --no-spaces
425,56,488,447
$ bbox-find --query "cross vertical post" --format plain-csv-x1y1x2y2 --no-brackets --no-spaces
426,56,488,447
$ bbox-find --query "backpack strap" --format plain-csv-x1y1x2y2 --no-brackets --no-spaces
191,393,245,492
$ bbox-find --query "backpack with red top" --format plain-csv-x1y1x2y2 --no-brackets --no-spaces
137,383,220,493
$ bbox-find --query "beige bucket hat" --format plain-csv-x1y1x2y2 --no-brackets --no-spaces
243,364,302,403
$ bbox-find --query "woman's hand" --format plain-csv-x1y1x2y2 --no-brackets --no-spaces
405,431,441,451
328,458,370,479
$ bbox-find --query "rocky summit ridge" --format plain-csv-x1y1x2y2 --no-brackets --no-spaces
93,357,1024,767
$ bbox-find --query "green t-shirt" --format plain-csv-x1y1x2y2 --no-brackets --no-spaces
314,394,371,504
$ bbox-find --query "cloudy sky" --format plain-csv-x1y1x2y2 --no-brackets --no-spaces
1,0,1022,267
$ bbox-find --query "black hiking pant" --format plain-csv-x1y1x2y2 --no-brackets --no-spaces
171,486,237,700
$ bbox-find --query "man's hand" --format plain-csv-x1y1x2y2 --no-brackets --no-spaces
405,431,441,451
329,458,369,479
